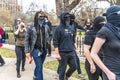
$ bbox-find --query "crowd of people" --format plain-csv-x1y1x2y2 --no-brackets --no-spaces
0,5,120,80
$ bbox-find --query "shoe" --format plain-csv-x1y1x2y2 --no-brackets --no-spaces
66,76,68,80
33,77,38,80
17,73,21,78
47,54,51,57
78,74,85,79
0,63,5,67
22,68,25,71
64,75,68,80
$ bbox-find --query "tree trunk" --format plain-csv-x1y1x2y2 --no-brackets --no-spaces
55,0,81,16
116,0,120,5
106,0,120,5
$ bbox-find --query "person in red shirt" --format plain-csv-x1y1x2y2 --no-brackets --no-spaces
0,27,3,47
0,26,5,66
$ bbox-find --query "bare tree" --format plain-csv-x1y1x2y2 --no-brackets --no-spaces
55,0,81,16
100,0,120,5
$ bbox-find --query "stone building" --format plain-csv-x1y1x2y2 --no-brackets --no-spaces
0,0,22,14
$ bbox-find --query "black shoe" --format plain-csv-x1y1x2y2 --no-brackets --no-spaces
64,75,68,80
47,54,51,57
22,68,25,71
0,63,5,67
33,77,38,80
17,74,21,78
66,76,68,80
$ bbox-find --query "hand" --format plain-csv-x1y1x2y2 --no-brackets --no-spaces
18,25,21,30
0,35,2,39
75,49,79,54
106,71,116,80
56,54,61,60
26,53,33,64
90,64,96,74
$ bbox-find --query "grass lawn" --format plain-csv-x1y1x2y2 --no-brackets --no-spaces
0,48,16,58
44,60,89,80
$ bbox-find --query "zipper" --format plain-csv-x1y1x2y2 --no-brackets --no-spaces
40,28,43,49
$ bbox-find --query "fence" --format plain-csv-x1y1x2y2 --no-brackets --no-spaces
76,29,85,56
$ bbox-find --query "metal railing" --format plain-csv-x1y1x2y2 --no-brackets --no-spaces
76,29,85,56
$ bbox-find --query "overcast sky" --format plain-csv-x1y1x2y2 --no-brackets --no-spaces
18,0,56,13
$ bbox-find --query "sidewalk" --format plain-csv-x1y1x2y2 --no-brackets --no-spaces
0,44,85,80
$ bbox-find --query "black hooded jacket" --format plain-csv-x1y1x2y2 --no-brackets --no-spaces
53,12,75,52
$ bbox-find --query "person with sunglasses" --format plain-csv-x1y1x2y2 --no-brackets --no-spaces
25,11,51,80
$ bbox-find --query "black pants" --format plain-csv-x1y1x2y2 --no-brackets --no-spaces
58,52,77,80
15,46,26,73
0,55,5,64
47,43,51,55
85,60,103,80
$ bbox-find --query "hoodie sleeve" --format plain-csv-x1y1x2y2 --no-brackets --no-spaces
53,26,60,48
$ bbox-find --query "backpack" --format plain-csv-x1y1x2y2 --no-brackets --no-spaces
2,29,9,39
0,28,9,43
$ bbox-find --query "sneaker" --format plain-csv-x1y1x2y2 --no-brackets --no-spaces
0,63,5,67
17,73,21,78
22,68,25,71
64,75,68,80
33,76,38,80
78,74,85,79
47,54,51,57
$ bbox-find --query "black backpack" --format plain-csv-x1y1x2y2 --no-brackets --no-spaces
2,29,9,39
0,28,9,43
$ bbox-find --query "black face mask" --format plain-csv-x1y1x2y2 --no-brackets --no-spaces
94,24,105,31
38,16,44,26
65,17,70,26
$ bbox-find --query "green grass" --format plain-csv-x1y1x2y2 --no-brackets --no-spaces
0,48,16,58
44,60,89,79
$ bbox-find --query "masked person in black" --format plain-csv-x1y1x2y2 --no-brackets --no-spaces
53,12,77,80
84,16,106,80
91,6,120,80
25,11,51,80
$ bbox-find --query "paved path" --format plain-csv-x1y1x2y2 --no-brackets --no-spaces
0,44,85,80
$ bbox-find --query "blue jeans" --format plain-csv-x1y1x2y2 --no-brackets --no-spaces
32,49,47,80
74,51,82,74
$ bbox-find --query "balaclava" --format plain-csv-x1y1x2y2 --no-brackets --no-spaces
93,16,105,32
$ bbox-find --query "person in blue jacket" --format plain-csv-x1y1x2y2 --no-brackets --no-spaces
53,12,77,80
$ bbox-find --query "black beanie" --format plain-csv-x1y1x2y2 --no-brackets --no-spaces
93,16,105,31
70,14,75,19
93,16,105,27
